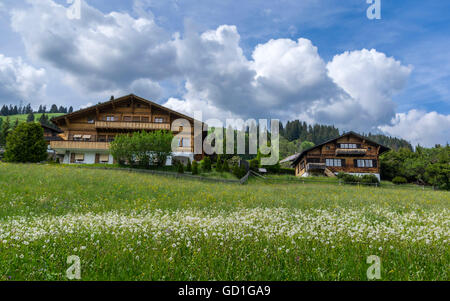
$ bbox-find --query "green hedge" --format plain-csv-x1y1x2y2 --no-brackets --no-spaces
392,176,408,185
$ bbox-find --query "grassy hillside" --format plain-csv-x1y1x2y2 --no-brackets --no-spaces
0,113,64,123
0,163,448,281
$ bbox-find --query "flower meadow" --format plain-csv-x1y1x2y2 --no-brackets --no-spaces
0,163,448,280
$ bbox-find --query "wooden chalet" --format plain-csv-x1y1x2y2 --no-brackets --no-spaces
291,132,390,180
50,94,206,165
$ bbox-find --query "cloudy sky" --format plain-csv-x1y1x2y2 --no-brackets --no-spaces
0,0,449,146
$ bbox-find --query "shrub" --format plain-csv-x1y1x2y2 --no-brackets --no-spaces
216,159,223,172
186,159,192,172
232,164,248,179
336,172,346,179
249,158,259,171
392,176,408,185
361,174,380,185
4,122,47,163
342,174,361,185
278,168,295,175
222,160,230,172
201,157,212,172
192,161,199,175
264,162,281,174
177,162,184,174
228,156,241,168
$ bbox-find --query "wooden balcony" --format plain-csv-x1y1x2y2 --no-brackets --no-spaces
306,163,326,172
95,121,170,131
50,140,110,151
335,148,367,156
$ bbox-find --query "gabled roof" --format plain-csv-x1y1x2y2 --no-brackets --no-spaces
40,122,63,133
291,131,390,167
280,153,300,164
51,94,202,125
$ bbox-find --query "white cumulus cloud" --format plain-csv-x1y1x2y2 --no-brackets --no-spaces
326,49,412,128
10,0,177,96
0,54,47,103
379,110,450,147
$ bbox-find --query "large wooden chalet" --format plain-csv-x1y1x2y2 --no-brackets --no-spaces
50,94,206,165
291,132,390,180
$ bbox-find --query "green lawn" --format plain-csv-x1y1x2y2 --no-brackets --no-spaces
0,113,64,123
0,163,448,281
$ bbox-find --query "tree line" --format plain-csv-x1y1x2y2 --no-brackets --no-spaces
0,104,74,116
280,119,413,151
380,145,449,190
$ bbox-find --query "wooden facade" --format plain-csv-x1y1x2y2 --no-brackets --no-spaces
292,132,390,179
50,94,206,164
40,123,63,144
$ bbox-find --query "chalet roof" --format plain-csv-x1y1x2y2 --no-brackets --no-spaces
40,122,63,133
291,131,390,167
279,153,300,164
51,94,203,126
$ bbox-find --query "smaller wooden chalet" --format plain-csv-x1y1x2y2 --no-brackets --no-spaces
291,132,390,180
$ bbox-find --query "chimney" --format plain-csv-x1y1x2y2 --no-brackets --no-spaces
110,95,114,101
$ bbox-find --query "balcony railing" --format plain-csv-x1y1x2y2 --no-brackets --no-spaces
95,121,170,130
306,163,326,172
50,140,110,150
335,148,367,156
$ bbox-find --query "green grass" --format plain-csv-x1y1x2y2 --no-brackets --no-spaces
0,113,64,123
0,163,448,281
64,164,239,181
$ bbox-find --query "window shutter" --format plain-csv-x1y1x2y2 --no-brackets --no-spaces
354,159,358,167
373,160,377,168
341,159,346,167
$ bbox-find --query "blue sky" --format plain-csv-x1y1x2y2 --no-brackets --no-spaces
0,0,449,146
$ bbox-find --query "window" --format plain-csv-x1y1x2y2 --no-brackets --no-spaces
82,135,91,141
73,135,82,141
154,117,164,123
326,159,342,167
123,116,132,122
340,144,358,149
355,160,375,168
75,154,84,162
99,154,109,163
141,117,149,122
98,135,106,142
87,117,95,124
326,146,331,150
106,116,115,121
